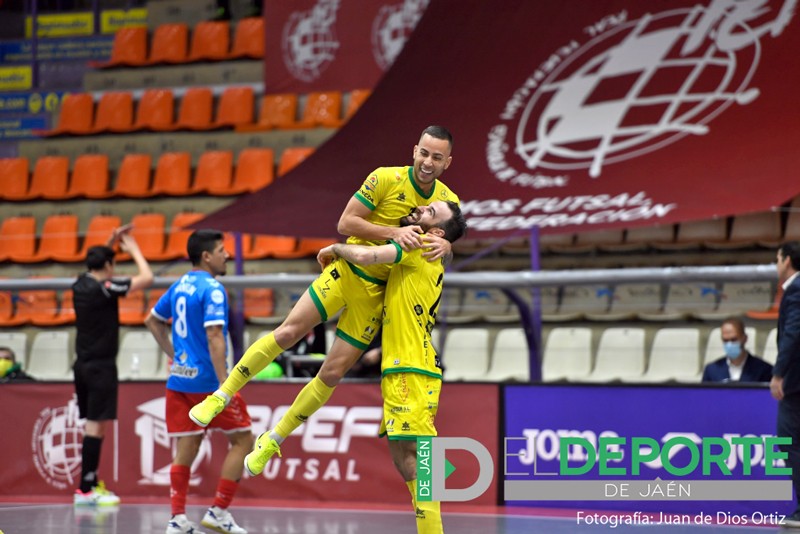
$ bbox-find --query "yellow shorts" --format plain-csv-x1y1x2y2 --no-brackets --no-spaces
308,259,385,350
379,372,442,440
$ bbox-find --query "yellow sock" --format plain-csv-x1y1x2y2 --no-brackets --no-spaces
408,479,443,534
219,332,284,397
406,479,417,508
273,376,334,438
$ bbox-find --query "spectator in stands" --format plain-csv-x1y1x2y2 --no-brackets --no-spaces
72,225,153,507
702,317,773,383
771,242,800,527
145,229,252,534
0,346,34,382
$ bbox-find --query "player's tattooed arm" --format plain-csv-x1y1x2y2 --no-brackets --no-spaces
317,242,398,269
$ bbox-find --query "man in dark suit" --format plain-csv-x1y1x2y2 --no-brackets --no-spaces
771,242,800,526
702,317,773,383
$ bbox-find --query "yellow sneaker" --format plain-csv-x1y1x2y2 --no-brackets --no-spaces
189,393,227,428
244,431,282,476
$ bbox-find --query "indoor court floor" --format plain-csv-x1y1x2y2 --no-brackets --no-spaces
0,500,792,533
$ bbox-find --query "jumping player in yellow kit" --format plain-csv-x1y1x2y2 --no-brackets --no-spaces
189,126,460,478
316,201,467,534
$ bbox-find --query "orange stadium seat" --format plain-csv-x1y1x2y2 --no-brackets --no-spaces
223,232,253,259
27,156,70,200
215,86,254,128
344,89,371,121
40,93,94,136
188,20,230,62
0,291,27,327
152,212,204,261
278,147,315,176
119,291,147,325
147,23,189,64
228,148,274,193
229,17,264,59
123,213,167,261
92,26,148,68
16,288,59,325
296,91,343,128
134,89,175,131
237,93,298,132
91,92,134,133
243,288,274,321
192,151,234,195
33,214,80,263
245,235,297,259
173,87,214,131
1,216,37,263
67,154,113,199
74,214,122,260
34,290,76,326
151,152,192,196
0,157,30,201
113,154,153,197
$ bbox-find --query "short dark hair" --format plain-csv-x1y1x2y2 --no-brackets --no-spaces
780,242,800,271
86,246,115,270
187,229,224,265
435,201,467,243
421,125,453,151
0,346,15,363
721,316,746,337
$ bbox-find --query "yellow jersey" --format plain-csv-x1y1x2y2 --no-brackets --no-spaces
380,244,445,379
347,166,458,283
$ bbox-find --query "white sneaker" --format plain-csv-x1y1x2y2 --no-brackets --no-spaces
166,514,206,534
73,481,121,507
201,506,247,534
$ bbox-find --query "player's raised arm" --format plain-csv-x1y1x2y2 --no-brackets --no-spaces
338,196,423,251
317,242,400,270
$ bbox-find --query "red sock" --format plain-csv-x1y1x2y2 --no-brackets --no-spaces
212,478,239,510
170,464,191,516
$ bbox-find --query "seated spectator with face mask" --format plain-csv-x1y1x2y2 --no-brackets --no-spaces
0,346,35,383
702,317,773,383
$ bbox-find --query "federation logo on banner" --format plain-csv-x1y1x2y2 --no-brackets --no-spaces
282,0,341,82
487,0,796,188
371,0,429,70
30,396,84,489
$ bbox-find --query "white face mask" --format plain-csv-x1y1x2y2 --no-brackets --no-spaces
723,341,742,359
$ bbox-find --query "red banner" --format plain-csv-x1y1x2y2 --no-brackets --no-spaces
264,0,429,93
1,382,498,505
206,0,800,238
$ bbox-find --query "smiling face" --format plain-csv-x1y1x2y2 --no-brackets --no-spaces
412,133,452,191
400,201,453,231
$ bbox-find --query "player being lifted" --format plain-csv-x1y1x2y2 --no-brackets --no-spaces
190,126,460,475
316,201,466,534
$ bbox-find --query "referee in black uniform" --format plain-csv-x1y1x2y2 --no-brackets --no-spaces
71,226,153,506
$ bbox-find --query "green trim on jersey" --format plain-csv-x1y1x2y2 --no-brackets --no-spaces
336,328,370,350
383,367,443,379
308,286,328,321
387,434,427,441
354,191,376,210
407,167,435,199
390,241,403,263
346,260,387,285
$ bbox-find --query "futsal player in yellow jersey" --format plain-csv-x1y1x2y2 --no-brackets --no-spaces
190,126,460,476
317,200,467,534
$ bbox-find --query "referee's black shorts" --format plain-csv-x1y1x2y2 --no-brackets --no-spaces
73,359,118,421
